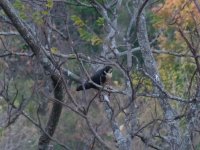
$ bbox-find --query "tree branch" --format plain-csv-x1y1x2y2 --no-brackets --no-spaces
38,76,64,150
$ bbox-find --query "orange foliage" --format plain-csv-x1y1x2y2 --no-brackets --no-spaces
153,0,200,29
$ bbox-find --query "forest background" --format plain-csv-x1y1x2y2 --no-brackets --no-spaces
0,0,200,150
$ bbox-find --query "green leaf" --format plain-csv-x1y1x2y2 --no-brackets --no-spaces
42,10,49,15
96,17,104,26
71,15,85,27
78,28,91,41
91,35,102,45
46,0,53,8
14,0,25,10
33,11,43,25
13,0,27,19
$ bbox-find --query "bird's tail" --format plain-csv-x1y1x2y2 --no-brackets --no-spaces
76,83,92,91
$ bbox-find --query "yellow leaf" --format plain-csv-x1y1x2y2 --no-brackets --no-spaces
91,36,102,45
51,47,58,54
71,15,85,27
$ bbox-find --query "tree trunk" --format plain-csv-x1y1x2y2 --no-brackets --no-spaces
133,0,181,149
0,1,64,149
38,76,63,150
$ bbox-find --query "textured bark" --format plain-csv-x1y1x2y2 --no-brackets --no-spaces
0,0,80,83
38,76,63,150
133,0,181,149
0,1,64,149
181,79,200,150
103,95,130,150
193,0,200,13
96,1,131,149
0,0,40,55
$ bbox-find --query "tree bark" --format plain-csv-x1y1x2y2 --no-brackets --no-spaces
0,0,80,83
0,1,65,149
133,0,181,149
193,0,200,13
38,76,63,150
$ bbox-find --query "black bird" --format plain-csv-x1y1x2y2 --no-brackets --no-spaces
76,66,112,91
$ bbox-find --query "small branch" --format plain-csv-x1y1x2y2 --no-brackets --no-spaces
138,69,192,103
136,134,161,150
0,52,34,57
135,0,150,35
193,0,200,13
0,31,19,35
86,117,112,150
102,94,130,150
47,23,68,41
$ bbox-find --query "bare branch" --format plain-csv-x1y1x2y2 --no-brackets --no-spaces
0,31,19,35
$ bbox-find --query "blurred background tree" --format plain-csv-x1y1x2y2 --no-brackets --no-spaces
0,0,200,150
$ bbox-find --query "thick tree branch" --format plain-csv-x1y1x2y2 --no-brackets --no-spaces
38,76,64,150
133,0,181,149
0,0,81,83
193,0,200,13
0,1,74,150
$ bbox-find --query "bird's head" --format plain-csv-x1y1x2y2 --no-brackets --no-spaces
103,66,113,79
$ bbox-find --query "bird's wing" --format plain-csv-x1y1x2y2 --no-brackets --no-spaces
90,69,104,84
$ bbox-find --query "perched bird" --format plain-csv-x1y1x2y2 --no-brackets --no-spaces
76,66,112,91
